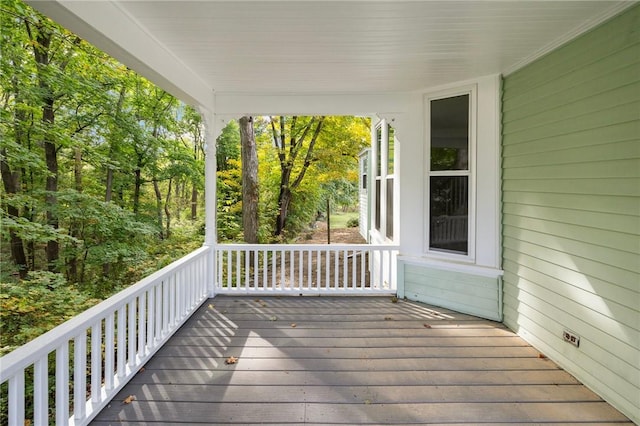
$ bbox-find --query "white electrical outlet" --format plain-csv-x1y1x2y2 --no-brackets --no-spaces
563,330,580,347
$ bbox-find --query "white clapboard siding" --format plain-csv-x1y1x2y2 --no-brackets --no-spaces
501,5,640,423
359,189,368,240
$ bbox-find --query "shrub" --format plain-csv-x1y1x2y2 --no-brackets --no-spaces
346,217,359,228
0,271,97,355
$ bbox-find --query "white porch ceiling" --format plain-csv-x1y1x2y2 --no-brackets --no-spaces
29,1,633,109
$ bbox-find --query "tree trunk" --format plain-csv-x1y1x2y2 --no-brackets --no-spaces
68,147,83,282
43,103,59,270
33,27,60,270
105,168,114,202
165,178,172,238
239,116,259,244
0,149,28,278
191,185,197,221
153,179,164,239
74,147,83,192
275,188,292,237
272,116,325,236
105,83,126,203
133,168,142,214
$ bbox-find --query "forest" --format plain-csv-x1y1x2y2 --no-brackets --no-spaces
0,0,370,355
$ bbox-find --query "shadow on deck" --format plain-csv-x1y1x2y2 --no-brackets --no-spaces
91,296,631,425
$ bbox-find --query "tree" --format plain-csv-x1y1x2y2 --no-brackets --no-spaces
1,1,210,370
214,121,242,242
1,0,207,283
185,106,205,221
239,116,259,243
255,116,369,238
269,116,325,236
1,0,119,275
216,119,240,172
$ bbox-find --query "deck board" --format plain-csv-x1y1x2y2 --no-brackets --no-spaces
155,345,541,358
90,296,632,425
97,383,603,404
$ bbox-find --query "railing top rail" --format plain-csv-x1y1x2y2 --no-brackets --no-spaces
0,245,211,383
217,243,399,251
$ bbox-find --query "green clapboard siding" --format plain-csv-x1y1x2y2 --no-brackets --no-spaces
403,263,501,322
502,5,640,424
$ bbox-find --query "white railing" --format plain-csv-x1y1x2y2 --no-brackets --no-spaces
0,246,211,426
215,244,398,294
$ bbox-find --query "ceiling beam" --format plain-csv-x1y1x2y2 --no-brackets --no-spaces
26,0,215,110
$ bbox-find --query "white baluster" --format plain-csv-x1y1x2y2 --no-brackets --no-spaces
138,293,146,357
8,371,25,426
105,313,115,391
74,330,87,421
91,322,102,404
56,343,70,423
127,302,136,368
117,307,126,379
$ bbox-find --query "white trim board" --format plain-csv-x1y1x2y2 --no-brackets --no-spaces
398,255,504,279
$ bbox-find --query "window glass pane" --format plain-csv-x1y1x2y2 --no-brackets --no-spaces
376,127,382,177
430,94,469,171
387,125,394,175
386,178,394,239
429,176,468,254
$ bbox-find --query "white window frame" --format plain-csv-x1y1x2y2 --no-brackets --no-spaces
374,123,383,233
373,119,396,242
424,85,477,262
359,151,368,191
385,125,395,240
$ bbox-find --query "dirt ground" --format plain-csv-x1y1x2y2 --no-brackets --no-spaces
296,221,366,244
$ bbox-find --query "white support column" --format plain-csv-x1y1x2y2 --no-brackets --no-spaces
199,106,217,297
201,110,217,248
200,105,231,297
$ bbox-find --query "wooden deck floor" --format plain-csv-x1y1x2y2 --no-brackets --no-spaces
91,296,632,425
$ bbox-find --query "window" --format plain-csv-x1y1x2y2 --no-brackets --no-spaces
360,153,367,190
374,121,395,240
386,126,395,239
375,127,382,231
429,94,470,255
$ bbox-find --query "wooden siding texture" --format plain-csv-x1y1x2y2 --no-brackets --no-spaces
501,5,640,423
359,189,368,240
90,296,631,425
403,263,501,321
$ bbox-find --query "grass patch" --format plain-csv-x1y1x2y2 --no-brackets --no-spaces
328,211,359,229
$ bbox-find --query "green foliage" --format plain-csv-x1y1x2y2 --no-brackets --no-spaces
131,219,204,282
252,115,369,238
0,1,371,368
0,0,207,350
217,119,241,171
0,1,375,419
58,190,157,294
217,159,243,242
322,178,359,212
281,176,323,238
347,217,359,228
0,271,96,355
